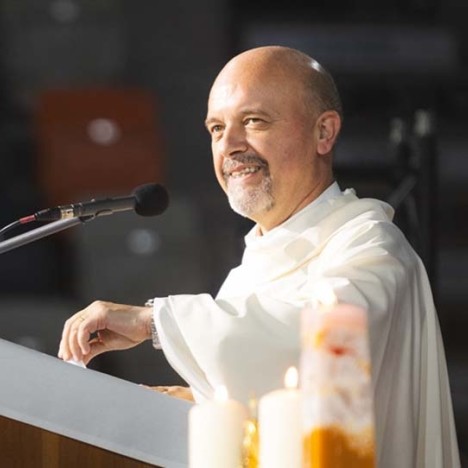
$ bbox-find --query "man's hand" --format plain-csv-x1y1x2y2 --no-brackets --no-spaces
58,301,153,365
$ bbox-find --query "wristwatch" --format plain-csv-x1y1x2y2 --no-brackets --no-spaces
145,299,162,349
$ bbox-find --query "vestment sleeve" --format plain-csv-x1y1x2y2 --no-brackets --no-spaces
154,292,303,403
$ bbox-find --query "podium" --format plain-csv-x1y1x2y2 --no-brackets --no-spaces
0,338,191,467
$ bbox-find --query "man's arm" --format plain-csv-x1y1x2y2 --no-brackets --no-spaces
58,301,152,364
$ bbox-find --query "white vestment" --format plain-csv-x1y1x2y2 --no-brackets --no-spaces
153,183,460,467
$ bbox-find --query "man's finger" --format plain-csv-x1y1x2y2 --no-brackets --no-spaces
59,313,83,361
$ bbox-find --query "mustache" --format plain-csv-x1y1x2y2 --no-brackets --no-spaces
222,154,268,174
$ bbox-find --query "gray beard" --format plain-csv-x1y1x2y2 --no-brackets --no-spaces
226,174,274,219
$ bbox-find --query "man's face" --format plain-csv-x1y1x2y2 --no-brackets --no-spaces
206,64,324,231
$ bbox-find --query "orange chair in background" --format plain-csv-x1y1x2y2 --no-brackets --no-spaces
35,87,166,207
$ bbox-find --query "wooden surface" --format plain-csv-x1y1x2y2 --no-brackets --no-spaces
0,415,161,468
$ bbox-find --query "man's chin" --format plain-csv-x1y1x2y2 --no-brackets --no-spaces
227,194,274,219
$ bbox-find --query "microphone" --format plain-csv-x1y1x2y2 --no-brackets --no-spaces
32,183,169,221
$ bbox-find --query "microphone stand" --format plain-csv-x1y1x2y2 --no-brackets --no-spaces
0,216,94,255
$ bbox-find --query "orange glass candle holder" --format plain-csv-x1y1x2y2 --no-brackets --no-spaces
301,302,376,468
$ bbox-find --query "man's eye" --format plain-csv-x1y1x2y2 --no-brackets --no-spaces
245,118,265,126
210,125,223,133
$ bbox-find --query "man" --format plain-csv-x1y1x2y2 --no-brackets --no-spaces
59,46,460,467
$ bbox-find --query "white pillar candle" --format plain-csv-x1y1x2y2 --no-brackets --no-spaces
189,386,248,468
259,367,302,468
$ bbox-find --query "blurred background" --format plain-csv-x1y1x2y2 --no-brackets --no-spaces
0,0,466,461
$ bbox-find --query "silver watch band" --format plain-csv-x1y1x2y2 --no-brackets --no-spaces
145,299,162,349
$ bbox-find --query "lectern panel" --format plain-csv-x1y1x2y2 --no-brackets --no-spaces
0,415,160,468
0,339,190,467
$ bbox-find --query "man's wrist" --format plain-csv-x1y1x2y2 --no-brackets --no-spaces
145,298,162,349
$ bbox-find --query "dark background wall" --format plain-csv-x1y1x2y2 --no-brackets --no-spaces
0,0,466,461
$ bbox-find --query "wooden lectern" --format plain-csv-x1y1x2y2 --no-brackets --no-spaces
0,338,191,467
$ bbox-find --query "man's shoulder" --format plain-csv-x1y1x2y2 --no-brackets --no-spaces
318,195,396,240
321,196,417,261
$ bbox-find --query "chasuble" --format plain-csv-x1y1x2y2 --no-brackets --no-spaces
153,183,460,467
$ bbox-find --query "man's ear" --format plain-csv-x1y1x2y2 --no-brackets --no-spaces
316,111,341,155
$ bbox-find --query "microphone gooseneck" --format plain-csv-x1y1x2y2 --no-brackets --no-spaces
32,183,169,222
0,183,169,247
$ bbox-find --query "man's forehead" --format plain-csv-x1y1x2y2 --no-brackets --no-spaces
209,81,238,102
206,80,282,119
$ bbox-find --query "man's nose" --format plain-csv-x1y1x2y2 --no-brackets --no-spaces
217,125,248,157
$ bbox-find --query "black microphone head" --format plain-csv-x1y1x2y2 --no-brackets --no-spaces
133,183,169,217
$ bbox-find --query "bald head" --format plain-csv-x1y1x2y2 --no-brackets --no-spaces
207,46,342,231
211,46,343,121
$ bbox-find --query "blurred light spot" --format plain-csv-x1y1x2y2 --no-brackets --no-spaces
50,0,80,23
127,229,161,255
87,118,121,146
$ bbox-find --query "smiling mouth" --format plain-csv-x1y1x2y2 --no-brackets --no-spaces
223,155,268,181
228,166,262,178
